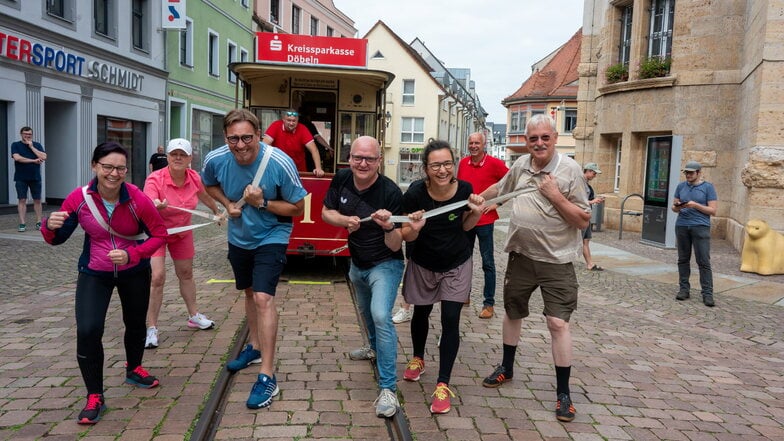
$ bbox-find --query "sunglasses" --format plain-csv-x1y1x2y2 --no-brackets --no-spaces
285,111,298,117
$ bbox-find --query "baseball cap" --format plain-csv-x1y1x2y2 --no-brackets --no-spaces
682,161,701,172
583,162,602,173
166,138,192,155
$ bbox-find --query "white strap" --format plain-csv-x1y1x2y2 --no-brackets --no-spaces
360,186,539,224
166,205,225,222
82,186,147,240
235,145,273,209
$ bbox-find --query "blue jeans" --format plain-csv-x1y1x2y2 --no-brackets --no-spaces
676,225,713,296
349,259,404,391
466,223,496,307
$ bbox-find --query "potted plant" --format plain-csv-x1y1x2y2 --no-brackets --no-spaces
605,63,629,84
639,56,671,79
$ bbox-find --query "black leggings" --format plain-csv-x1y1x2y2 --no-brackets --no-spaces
75,270,151,394
410,300,463,385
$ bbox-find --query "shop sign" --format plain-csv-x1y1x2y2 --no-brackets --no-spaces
256,33,366,67
162,0,186,30
0,29,144,92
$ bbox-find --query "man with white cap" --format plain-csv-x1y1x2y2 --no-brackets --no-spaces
672,160,718,307
143,138,223,348
581,163,605,271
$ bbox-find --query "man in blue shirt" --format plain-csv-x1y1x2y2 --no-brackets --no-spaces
672,161,718,307
11,126,47,232
202,109,307,409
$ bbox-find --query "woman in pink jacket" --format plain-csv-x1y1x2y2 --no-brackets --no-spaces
42,142,168,425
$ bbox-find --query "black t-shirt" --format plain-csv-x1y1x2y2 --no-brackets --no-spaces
149,153,168,171
402,179,473,272
323,168,404,269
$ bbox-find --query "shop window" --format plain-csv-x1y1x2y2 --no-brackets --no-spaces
191,109,225,172
399,150,423,185
96,115,147,187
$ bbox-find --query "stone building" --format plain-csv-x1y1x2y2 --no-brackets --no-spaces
577,0,784,250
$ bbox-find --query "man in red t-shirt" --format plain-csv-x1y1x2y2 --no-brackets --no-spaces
263,110,325,177
457,132,509,318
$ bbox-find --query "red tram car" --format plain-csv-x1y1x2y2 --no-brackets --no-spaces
229,34,394,257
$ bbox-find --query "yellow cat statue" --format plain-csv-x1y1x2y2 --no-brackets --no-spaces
740,219,784,275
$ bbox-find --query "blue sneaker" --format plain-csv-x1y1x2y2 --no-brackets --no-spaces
246,373,279,409
227,344,261,372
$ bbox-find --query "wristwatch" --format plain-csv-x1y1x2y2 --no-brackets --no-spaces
383,226,395,233
258,199,268,210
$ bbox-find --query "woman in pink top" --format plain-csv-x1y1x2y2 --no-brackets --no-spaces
143,138,222,349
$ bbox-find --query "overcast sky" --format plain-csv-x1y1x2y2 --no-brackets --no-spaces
333,0,585,125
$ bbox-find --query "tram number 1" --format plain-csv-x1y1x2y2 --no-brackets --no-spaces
300,193,315,224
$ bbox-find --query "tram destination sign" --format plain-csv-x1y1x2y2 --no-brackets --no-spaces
256,33,367,68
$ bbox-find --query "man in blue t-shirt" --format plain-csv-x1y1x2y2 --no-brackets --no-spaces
672,161,718,307
202,109,306,410
11,126,47,232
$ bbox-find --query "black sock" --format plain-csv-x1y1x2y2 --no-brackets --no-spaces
555,365,571,396
502,344,516,376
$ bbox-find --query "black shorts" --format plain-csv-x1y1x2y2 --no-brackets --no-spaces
227,243,287,295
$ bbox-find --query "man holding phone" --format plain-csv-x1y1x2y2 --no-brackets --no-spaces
672,161,718,307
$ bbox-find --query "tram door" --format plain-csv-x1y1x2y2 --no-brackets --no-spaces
294,89,336,174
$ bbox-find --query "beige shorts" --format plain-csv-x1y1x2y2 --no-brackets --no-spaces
503,252,578,322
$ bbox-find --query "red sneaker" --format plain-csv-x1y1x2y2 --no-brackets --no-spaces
77,393,105,425
125,365,160,388
430,382,455,414
403,356,425,381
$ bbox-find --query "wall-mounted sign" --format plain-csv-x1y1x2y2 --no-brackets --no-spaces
256,33,366,68
162,0,186,30
0,28,144,92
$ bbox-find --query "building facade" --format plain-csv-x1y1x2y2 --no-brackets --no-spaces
365,21,485,186
253,0,356,37
1,0,167,203
165,1,254,172
577,0,784,250
503,29,581,164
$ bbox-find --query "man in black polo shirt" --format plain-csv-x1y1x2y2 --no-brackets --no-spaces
321,136,404,418
148,145,168,172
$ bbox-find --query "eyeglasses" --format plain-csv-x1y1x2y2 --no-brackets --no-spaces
285,111,298,117
427,161,454,171
226,134,255,145
526,134,552,143
97,162,128,174
350,155,380,164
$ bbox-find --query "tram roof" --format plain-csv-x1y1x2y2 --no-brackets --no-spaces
229,62,395,89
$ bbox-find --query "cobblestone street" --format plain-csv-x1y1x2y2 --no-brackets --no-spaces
0,209,782,440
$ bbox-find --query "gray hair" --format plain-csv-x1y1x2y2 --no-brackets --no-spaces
525,114,556,135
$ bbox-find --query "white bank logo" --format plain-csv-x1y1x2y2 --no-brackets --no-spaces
270,36,282,51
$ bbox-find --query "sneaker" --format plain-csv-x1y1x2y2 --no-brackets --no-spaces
145,327,158,349
555,393,576,422
187,312,215,330
703,295,715,307
76,393,105,425
17,224,25,232
348,346,376,361
403,356,425,381
374,388,399,418
227,344,262,372
392,307,413,324
246,373,279,409
125,365,159,389
430,382,455,414
676,291,690,300
479,306,494,319
482,365,513,388
35,221,41,230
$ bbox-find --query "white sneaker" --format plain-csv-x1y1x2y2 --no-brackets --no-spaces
374,388,399,418
187,313,215,330
392,307,413,324
145,327,158,349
